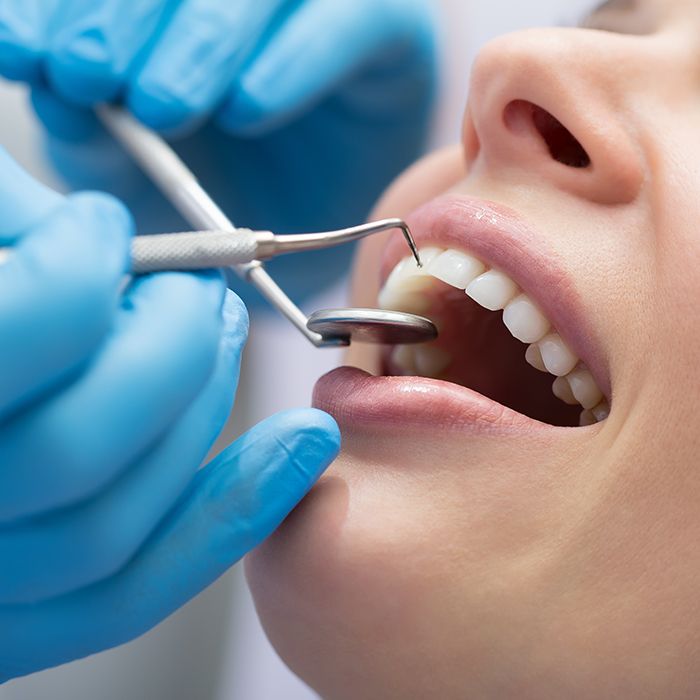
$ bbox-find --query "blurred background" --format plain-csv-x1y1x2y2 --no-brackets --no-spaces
0,1,594,698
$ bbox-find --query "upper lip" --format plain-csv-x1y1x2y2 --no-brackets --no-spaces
381,194,611,399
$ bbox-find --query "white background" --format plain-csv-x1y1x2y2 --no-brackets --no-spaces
0,1,595,698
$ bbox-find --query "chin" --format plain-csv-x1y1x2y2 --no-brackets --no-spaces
246,455,441,699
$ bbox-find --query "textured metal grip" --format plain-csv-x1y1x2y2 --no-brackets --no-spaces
130,230,259,273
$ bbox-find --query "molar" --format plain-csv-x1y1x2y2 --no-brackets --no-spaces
502,294,551,344
465,269,519,311
552,376,578,405
427,249,485,290
525,344,547,372
538,333,578,377
579,400,610,426
566,367,604,410
592,400,610,422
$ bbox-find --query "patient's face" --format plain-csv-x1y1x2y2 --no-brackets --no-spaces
247,1,700,697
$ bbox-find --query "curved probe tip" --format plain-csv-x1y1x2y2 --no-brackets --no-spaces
400,224,423,268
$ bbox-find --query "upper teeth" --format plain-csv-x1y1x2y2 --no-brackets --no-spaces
537,333,579,376
380,247,609,426
428,249,485,289
502,294,551,344
465,269,519,311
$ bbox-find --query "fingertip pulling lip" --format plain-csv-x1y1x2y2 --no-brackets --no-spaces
381,194,611,399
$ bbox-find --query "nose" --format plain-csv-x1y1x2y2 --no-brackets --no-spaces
465,29,646,205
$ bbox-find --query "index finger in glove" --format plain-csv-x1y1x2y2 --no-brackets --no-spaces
0,409,340,682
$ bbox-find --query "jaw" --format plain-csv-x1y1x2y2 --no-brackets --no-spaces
245,416,622,699
247,388,700,700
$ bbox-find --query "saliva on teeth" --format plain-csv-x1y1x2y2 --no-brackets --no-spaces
380,247,609,426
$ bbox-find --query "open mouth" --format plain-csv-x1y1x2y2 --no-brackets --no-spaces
374,197,610,429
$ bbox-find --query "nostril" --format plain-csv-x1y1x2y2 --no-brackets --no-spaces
532,105,591,169
504,100,591,169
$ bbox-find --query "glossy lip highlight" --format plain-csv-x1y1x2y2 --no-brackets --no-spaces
313,366,571,435
381,194,611,399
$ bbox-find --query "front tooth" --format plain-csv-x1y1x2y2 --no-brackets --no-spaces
379,254,436,313
427,249,485,290
566,367,604,410
552,376,578,405
592,400,610,422
502,294,551,344
465,269,519,311
386,257,433,293
538,333,578,377
413,345,451,377
416,247,444,273
403,247,443,282
525,344,547,372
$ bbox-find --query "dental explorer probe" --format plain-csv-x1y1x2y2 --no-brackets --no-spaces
91,105,437,347
0,219,425,272
0,221,418,274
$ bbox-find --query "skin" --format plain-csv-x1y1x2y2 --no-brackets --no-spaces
246,1,700,697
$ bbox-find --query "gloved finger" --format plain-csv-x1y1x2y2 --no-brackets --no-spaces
0,191,132,422
0,0,61,83
0,290,245,604
0,146,65,240
0,269,229,525
217,0,434,135
45,0,174,106
129,0,288,132
0,408,339,682
30,84,103,143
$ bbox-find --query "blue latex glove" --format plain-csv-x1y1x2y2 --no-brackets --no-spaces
0,147,341,683
0,0,437,304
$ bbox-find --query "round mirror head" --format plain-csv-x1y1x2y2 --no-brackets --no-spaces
307,308,438,345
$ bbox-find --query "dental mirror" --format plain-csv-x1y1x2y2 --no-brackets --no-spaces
307,308,438,345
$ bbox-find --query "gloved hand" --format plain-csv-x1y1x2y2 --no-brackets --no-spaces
0,0,437,303
0,148,341,684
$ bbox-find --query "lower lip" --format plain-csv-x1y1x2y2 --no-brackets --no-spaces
313,367,564,435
